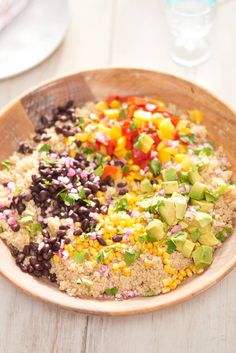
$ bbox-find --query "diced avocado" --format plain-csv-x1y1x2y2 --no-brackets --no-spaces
171,193,187,220
139,195,161,210
190,229,201,242
133,133,154,153
195,211,212,227
146,219,165,241
140,179,153,193
188,168,202,185
161,181,179,194
171,232,187,251
199,231,220,246
181,239,195,258
161,167,178,181
189,182,206,200
159,199,176,226
191,200,214,212
205,191,219,202
180,171,190,183
192,245,213,266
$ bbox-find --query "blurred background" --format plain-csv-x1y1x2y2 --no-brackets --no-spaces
0,0,235,110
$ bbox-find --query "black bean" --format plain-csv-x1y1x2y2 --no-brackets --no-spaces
52,242,60,252
100,185,107,192
27,265,34,273
20,263,28,272
81,219,90,231
10,246,19,257
33,270,42,277
43,250,53,260
43,261,52,270
117,181,127,188
23,245,30,256
73,229,82,236
75,140,81,148
11,223,20,232
42,244,50,253
16,253,25,264
112,234,123,242
24,193,32,202
40,115,50,126
42,269,49,277
39,190,49,201
59,225,69,230
57,229,66,238
33,135,41,143
49,273,57,282
119,188,128,195
64,238,70,244
96,236,107,246
29,257,37,267
100,205,108,214
84,181,98,193
79,206,89,215
35,263,44,271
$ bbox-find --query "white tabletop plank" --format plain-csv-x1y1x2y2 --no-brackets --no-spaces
1,0,236,352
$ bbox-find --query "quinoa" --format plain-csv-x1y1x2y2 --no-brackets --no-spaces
0,96,235,299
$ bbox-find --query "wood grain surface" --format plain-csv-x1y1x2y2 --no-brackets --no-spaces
0,0,236,352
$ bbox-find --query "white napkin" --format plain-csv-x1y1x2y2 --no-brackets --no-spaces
0,0,30,32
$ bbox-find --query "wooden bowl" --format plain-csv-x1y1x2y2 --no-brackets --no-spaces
0,68,236,316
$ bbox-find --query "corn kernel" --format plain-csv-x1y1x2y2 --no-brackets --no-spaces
110,99,121,109
186,269,193,277
53,255,60,263
144,260,153,268
104,109,120,119
179,269,187,277
162,287,171,293
123,267,131,276
119,261,126,268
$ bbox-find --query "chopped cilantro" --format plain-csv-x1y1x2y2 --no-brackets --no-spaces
115,197,128,212
119,108,126,119
105,287,118,296
59,191,79,206
122,165,130,174
94,165,104,176
78,116,85,127
216,232,225,242
73,250,88,263
1,159,12,171
130,122,137,131
96,249,110,263
149,159,161,176
195,145,213,156
0,226,4,233
145,289,156,297
44,180,52,186
26,223,42,238
165,238,176,254
125,151,132,160
78,187,86,199
82,147,94,155
179,133,196,144
124,249,140,265
225,225,233,234
38,144,51,153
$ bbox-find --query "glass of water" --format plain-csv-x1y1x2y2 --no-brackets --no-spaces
165,0,217,67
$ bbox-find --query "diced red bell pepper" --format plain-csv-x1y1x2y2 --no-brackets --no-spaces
127,104,137,119
161,111,180,126
132,149,151,169
106,140,117,155
102,165,120,179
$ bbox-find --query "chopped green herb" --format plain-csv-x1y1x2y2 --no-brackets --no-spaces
216,232,225,242
124,249,140,265
26,223,42,238
94,165,104,177
130,122,137,131
115,197,128,212
105,287,118,296
78,187,86,199
38,144,51,153
119,108,126,119
82,147,94,155
73,250,88,263
179,133,196,144
44,180,52,186
59,191,79,206
191,229,201,242
96,249,110,263
1,159,12,171
77,277,92,286
165,238,176,254
122,165,130,174
0,226,4,233
24,210,35,217
225,225,233,234
149,159,161,176
78,116,85,127
95,153,105,166
125,151,132,160
145,289,156,297
195,145,213,156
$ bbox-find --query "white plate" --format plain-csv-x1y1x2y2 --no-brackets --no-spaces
0,0,69,80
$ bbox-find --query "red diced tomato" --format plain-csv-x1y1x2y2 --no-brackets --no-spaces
106,140,117,155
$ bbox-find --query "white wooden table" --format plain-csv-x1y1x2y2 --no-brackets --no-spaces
0,1,236,352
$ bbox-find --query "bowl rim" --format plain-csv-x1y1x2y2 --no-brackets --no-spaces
0,67,236,316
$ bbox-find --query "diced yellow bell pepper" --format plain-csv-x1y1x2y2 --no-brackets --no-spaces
165,147,178,155
157,140,167,151
174,153,187,163
181,156,192,171
179,128,191,135
134,133,154,153
110,126,122,140
95,101,109,112
133,109,152,126
104,109,120,119
110,99,121,109
75,132,91,142
189,110,204,124
151,112,165,127
158,118,175,139
176,119,190,131
114,136,127,158
158,149,171,163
